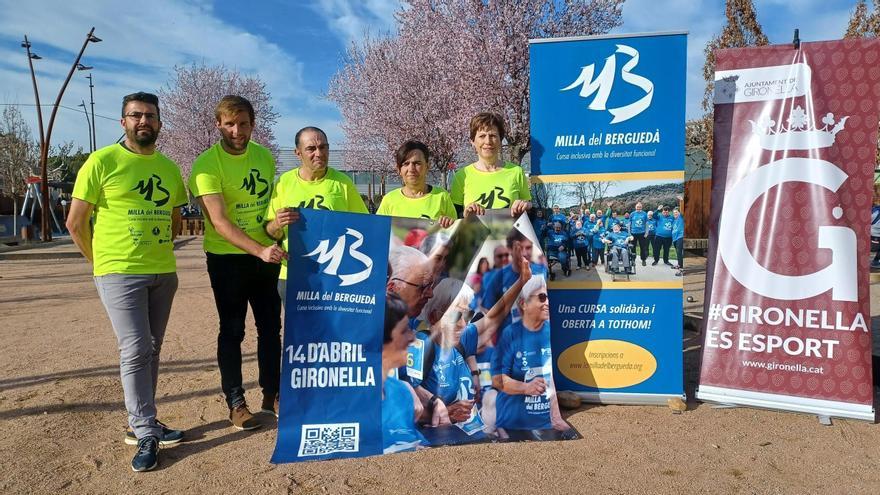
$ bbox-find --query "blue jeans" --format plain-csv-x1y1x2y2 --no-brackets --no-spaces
95,273,178,439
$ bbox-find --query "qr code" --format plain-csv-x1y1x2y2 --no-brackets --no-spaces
298,423,360,457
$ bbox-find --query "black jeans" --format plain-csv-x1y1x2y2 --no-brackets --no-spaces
206,253,282,409
575,246,590,267
674,238,684,268
632,233,649,261
654,236,672,264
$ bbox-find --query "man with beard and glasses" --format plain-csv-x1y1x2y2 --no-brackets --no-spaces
189,96,287,431
67,92,187,472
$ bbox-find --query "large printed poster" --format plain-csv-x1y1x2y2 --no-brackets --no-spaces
528,32,686,404
272,210,577,463
697,40,879,420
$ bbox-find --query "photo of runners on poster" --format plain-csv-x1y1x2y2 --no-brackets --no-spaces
272,210,577,463
530,178,685,285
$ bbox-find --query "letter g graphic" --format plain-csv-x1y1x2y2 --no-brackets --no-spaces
718,157,856,302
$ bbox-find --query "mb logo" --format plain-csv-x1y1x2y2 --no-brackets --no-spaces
131,174,170,207
240,169,269,198
719,106,856,302
476,187,511,209
561,44,654,124
305,228,373,286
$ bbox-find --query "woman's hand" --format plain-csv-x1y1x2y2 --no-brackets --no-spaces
464,202,486,217
510,200,530,217
438,215,455,229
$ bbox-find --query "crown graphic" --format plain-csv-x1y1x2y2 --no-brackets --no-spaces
749,105,848,151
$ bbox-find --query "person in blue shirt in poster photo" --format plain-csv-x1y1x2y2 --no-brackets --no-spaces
653,205,674,266
549,204,567,226
672,207,685,277
629,202,649,266
544,222,571,276
382,292,428,454
571,220,591,271
603,222,634,273
591,217,607,266
493,275,570,436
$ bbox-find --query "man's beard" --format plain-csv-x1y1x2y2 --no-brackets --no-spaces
222,135,248,152
130,127,157,146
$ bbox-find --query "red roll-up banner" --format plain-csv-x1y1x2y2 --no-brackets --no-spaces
697,39,879,421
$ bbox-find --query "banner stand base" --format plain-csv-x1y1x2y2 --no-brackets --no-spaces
697,385,875,422
569,391,686,406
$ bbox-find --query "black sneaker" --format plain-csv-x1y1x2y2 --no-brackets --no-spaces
651,261,658,266
641,260,646,266
131,436,159,472
125,420,184,446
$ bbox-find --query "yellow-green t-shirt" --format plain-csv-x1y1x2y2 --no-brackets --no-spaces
189,141,276,254
72,143,187,276
449,162,531,209
376,186,456,220
265,167,368,279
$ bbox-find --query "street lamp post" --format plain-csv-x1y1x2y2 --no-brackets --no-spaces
85,73,96,151
78,100,93,153
29,27,101,242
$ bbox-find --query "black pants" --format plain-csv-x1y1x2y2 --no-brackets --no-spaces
575,246,590,267
206,253,282,409
674,238,684,268
654,236,672,264
593,246,605,264
632,233,648,261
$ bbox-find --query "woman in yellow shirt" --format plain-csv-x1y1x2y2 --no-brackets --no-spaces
449,113,531,218
376,140,456,228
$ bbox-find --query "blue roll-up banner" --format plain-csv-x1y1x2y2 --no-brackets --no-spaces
529,32,686,176
272,210,579,463
528,32,686,404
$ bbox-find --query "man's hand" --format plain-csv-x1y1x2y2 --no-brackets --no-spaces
431,399,451,426
524,377,547,396
274,207,300,228
510,199,530,217
438,216,455,229
446,400,475,423
464,202,485,217
258,244,288,264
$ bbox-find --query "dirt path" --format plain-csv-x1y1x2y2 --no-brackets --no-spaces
1,242,877,494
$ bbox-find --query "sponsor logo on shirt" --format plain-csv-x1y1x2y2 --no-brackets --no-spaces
131,174,170,207
240,168,270,198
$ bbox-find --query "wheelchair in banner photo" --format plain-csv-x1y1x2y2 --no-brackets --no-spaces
605,243,636,281
546,246,571,280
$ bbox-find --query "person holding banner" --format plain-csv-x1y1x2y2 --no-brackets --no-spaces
382,292,428,454
672,207,684,277
494,275,570,434
264,126,369,300
450,112,531,217
189,95,285,430
376,140,456,227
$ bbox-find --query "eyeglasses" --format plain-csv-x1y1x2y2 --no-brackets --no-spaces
124,112,158,121
391,277,432,293
446,309,475,324
495,253,510,259
530,293,548,303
